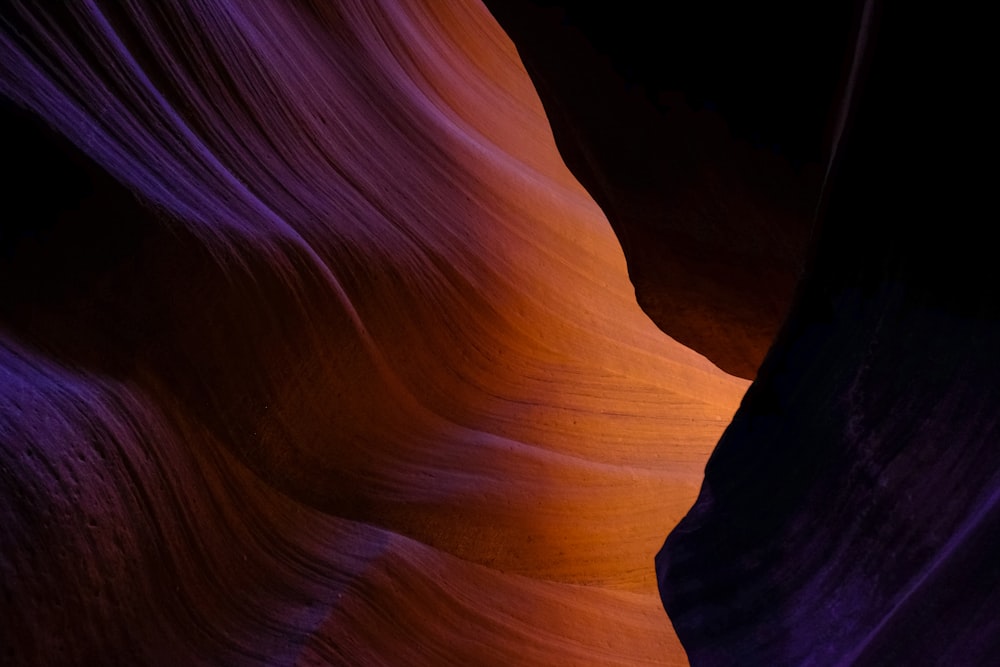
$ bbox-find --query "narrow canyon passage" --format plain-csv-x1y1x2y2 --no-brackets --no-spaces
8,1,994,664
1,1,747,664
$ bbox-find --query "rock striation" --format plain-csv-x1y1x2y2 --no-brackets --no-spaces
0,1,745,664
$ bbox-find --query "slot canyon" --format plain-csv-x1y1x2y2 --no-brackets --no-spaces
1,1,997,665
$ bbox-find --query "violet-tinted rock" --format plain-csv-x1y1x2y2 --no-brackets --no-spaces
657,3,1000,664
0,1,745,664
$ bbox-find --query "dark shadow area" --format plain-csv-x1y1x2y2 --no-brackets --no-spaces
483,0,860,379
486,1,1000,663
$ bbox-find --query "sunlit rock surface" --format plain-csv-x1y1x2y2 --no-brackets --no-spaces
7,1,995,665
0,1,747,664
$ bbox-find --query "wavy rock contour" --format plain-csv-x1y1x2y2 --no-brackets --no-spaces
0,1,746,664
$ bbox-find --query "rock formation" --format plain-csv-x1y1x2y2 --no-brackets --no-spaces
483,0,853,380
1,1,744,664
489,2,1000,663
4,0,997,665
654,2,1000,662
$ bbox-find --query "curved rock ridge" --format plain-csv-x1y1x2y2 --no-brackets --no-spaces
0,1,746,664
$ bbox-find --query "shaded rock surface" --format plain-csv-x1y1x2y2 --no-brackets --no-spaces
655,3,1000,665
5,1,994,665
0,1,746,665
483,0,857,379
487,1,1000,663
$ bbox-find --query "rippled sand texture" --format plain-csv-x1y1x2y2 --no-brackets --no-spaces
0,1,747,664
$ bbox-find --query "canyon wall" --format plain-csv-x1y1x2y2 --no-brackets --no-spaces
0,1,745,664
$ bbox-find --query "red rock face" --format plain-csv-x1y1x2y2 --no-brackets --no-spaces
0,1,746,664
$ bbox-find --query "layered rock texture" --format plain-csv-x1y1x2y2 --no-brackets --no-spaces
4,0,998,665
1,1,745,664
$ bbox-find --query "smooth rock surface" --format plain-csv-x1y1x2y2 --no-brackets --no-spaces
656,2,1000,664
0,1,746,664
